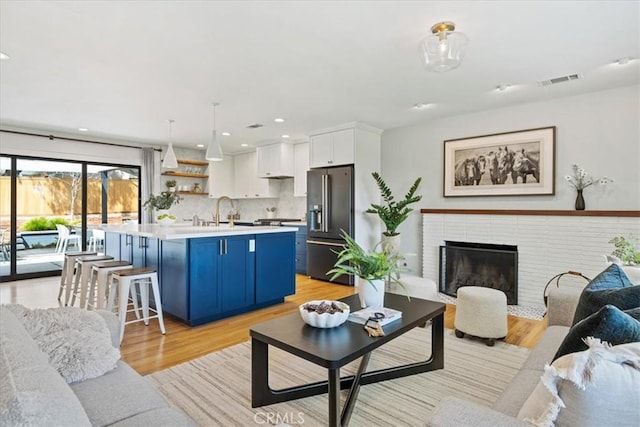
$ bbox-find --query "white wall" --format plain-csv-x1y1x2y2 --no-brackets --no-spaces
381,85,640,274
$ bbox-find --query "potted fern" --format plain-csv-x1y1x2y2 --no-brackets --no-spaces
366,172,422,254
328,231,406,308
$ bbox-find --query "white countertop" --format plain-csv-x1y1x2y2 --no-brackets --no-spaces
101,224,297,240
281,221,307,227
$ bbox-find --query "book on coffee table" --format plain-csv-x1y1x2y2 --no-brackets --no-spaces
348,307,402,326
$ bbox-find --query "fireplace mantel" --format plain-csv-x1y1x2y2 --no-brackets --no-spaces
420,209,640,217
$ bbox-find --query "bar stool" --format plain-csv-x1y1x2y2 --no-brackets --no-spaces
70,255,113,308
110,268,166,345
87,260,133,310
58,251,97,306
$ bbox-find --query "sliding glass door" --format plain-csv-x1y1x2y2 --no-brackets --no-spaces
0,156,140,282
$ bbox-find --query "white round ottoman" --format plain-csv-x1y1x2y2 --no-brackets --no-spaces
454,286,508,346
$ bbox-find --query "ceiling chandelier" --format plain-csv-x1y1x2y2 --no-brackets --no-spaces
421,21,468,72
161,119,178,169
205,102,224,161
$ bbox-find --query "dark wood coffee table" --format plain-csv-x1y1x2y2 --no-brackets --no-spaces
250,293,446,426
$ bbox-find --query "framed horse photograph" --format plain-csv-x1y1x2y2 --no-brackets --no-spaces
443,126,556,197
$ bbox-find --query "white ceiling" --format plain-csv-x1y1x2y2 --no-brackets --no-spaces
1,1,638,153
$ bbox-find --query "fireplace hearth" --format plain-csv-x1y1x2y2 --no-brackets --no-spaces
439,241,518,305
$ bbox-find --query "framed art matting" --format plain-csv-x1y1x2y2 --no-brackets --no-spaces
443,126,555,197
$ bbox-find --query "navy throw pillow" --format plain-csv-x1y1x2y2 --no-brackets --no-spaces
572,264,640,325
554,304,640,361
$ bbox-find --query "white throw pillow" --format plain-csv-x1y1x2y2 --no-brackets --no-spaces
517,338,640,427
6,304,120,383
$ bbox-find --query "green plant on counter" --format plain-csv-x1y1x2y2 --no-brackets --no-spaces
143,191,182,211
327,231,406,292
366,172,422,237
609,236,640,265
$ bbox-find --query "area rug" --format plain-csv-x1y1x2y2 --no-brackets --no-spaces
148,328,530,426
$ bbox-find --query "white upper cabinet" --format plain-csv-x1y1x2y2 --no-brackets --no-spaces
234,151,279,199
309,128,355,168
207,156,234,199
293,142,310,197
257,143,294,178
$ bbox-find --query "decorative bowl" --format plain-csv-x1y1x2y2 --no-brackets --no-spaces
299,300,350,328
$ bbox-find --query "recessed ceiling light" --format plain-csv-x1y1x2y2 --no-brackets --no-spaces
221,132,231,136
0,52,9,60
495,84,511,91
281,134,290,139
616,57,631,65
274,118,285,123
78,127,89,132
196,144,205,148
241,143,249,147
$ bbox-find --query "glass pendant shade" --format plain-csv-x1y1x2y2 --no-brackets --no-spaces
421,22,468,72
205,102,224,161
162,119,178,169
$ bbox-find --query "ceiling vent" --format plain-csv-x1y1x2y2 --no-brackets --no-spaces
246,123,264,129
537,73,582,86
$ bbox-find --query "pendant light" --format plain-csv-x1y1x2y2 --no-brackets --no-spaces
162,119,178,169
421,21,468,73
206,102,224,161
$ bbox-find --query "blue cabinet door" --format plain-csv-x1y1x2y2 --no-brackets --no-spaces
159,239,188,321
189,237,222,321
220,235,255,312
255,232,295,304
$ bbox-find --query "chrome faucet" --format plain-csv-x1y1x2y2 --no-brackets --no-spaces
215,196,235,227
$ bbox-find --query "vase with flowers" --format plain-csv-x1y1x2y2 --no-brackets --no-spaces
564,164,613,210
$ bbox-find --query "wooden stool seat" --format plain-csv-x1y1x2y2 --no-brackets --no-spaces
113,267,156,277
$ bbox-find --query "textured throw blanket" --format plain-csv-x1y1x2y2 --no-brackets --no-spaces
6,304,120,383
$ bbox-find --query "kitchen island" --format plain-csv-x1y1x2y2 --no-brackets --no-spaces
102,224,296,326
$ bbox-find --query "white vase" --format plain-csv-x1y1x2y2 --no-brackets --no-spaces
381,233,401,255
357,277,385,308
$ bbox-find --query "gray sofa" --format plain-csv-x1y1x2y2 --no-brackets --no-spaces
427,285,596,427
0,305,194,426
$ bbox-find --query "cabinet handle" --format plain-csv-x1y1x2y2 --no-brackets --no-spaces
328,160,333,164
126,235,132,246
266,172,271,176
219,239,223,255
255,194,259,197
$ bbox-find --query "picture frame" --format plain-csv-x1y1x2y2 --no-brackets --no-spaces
443,126,556,197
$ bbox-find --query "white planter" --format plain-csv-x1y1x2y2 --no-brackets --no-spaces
381,233,401,255
357,277,385,308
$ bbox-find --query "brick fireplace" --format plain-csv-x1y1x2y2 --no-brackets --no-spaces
422,209,640,309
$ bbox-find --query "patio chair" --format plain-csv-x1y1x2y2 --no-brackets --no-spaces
88,229,105,253
0,229,9,260
55,224,81,253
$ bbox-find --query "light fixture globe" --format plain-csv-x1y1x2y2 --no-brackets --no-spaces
421,21,468,72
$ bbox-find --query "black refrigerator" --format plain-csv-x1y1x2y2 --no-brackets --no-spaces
306,165,354,285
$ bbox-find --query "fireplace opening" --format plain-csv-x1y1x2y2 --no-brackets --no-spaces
439,241,518,305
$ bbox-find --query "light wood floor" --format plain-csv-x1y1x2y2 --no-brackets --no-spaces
0,274,547,375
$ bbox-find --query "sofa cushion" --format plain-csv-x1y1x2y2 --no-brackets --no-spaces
517,339,640,427
6,304,120,383
572,264,639,325
554,305,640,361
521,326,569,371
491,368,542,417
71,360,170,427
0,306,91,426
